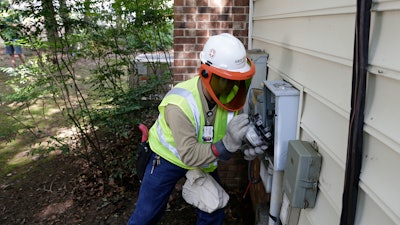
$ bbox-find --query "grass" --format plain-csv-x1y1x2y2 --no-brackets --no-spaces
0,48,84,178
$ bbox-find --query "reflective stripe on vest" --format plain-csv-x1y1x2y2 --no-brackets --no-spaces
155,87,234,163
167,87,201,135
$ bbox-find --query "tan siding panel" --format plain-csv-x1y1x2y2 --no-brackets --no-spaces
252,40,352,113
365,74,400,145
355,189,398,225
299,192,340,225
253,0,354,18
253,15,355,60
359,134,400,223
370,11,400,72
300,93,349,164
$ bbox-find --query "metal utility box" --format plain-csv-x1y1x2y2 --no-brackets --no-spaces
282,140,322,208
263,80,300,171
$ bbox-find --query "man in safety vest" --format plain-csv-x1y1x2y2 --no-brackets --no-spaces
127,33,262,225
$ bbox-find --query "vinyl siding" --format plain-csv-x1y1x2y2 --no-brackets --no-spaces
251,0,400,224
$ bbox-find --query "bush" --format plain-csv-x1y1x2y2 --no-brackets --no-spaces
0,0,173,189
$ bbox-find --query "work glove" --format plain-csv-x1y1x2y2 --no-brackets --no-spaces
211,114,249,161
242,125,270,161
243,145,269,161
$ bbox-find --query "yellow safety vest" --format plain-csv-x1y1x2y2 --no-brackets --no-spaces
148,76,236,172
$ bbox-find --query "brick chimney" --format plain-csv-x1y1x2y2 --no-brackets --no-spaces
173,0,250,83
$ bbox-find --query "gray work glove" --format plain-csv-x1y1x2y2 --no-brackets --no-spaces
242,126,270,161
211,114,249,161
243,145,269,161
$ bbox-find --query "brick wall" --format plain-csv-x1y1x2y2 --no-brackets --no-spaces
173,0,250,83
173,0,251,191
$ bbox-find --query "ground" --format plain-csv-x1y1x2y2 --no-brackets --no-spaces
0,47,254,224
0,153,254,224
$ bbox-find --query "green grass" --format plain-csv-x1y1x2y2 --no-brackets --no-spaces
0,50,85,178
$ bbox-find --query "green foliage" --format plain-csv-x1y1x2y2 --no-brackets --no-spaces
0,0,173,188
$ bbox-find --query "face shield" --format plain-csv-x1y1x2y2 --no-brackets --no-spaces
200,58,255,111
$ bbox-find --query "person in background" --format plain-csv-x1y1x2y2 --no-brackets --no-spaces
5,38,25,68
127,33,264,225
1,3,25,68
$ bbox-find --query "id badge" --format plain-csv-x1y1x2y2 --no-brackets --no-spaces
202,125,214,142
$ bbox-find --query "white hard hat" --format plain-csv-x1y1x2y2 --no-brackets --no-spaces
199,33,255,111
200,33,251,73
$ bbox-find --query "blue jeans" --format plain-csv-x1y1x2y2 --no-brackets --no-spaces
127,153,225,225
5,39,23,55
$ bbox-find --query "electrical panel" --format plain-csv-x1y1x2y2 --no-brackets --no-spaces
263,80,300,171
282,140,322,209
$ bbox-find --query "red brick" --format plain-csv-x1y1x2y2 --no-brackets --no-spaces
233,29,248,37
184,29,196,37
197,7,210,14
184,60,199,67
177,21,197,29
174,59,185,67
174,44,184,52
185,14,195,21
185,74,197,80
174,14,184,21
208,29,232,36
210,14,232,21
221,21,233,29
173,75,185,83
174,30,184,37
187,67,198,74
177,51,197,59
234,14,248,21
195,30,208,36
174,6,183,14
233,21,245,30
195,14,210,21
196,0,208,7
178,37,197,44
234,0,249,6
183,44,197,52
183,6,197,13
185,0,198,7
174,0,184,6
232,7,246,14
172,66,186,73
196,37,209,45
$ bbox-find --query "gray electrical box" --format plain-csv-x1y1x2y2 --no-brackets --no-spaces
282,140,322,208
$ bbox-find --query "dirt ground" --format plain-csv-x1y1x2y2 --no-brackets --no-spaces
0,153,254,225
0,48,255,225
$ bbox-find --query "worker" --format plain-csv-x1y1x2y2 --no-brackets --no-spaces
127,33,260,225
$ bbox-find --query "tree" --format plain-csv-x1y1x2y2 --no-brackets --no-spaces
0,0,174,187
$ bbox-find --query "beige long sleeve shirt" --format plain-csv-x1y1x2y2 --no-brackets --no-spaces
164,80,219,167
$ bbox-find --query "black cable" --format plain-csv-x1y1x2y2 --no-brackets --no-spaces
340,0,372,224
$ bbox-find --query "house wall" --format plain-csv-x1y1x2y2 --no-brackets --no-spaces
251,0,400,224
